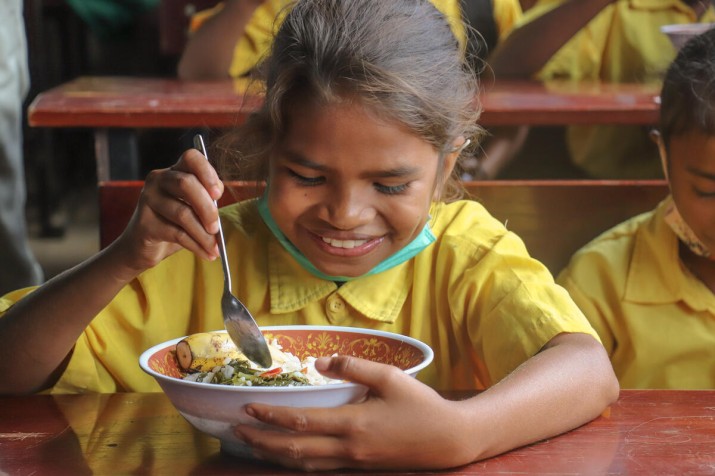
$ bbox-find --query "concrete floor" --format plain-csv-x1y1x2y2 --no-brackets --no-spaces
28,184,99,281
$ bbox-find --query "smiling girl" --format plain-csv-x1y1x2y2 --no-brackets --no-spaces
0,0,618,470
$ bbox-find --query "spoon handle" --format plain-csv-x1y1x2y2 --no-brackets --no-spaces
193,134,231,291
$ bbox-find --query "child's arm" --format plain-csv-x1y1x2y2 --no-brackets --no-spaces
488,0,615,79
177,0,267,80
233,332,618,471
0,149,223,395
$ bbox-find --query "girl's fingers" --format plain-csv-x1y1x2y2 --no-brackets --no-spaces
235,424,359,472
126,197,217,263
313,356,405,395
174,147,224,201
142,190,218,257
145,166,221,236
241,403,358,436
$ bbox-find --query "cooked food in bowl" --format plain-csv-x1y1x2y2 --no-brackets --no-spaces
139,325,433,458
175,332,341,386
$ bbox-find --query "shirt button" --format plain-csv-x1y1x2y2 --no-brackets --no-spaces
326,295,348,324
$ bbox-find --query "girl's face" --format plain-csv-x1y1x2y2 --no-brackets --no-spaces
662,130,715,253
267,99,456,278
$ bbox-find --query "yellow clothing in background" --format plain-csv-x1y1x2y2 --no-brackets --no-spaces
518,0,715,179
492,0,523,39
1,199,598,394
557,197,715,389
191,0,522,78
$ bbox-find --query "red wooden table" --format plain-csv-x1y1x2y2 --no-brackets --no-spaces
27,76,661,180
1,390,713,474
28,76,660,128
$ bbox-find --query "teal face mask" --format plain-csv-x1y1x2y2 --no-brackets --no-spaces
257,194,435,282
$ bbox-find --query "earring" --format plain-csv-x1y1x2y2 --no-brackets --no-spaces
451,138,471,154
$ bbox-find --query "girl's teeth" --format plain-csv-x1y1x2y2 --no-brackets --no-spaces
321,237,368,249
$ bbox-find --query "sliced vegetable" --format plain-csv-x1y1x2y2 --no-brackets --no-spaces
175,332,244,373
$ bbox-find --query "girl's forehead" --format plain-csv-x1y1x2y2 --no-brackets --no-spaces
668,132,715,169
283,99,424,146
285,93,392,126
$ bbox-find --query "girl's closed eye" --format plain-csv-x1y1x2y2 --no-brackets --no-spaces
287,168,325,186
693,187,715,198
374,182,410,195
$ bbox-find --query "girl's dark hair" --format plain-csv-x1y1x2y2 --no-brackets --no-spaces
216,0,483,201
659,28,715,151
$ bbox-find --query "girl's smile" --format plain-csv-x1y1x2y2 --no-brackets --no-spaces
266,98,455,278
312,232,383,257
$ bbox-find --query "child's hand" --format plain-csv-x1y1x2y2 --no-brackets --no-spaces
113,148,224,273
234,356,476,471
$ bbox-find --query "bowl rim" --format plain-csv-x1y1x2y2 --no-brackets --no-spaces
139,325,434,393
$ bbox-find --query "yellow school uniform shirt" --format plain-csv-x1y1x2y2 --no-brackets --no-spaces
0,199,597,394
191,0,522,78
517,0,715,179
557,197,715,389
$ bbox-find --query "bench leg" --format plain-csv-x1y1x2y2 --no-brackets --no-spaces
94,128,140,181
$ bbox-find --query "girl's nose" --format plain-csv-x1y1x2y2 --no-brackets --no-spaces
323,187,375,229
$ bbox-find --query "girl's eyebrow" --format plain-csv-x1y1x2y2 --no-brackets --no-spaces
283,151,420,177
284,153,329,172
686,165,715,181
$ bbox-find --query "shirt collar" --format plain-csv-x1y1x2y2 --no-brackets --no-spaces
266,237,412,323
625,197,714,311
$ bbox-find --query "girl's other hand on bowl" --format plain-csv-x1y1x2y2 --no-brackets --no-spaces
234,355,473,471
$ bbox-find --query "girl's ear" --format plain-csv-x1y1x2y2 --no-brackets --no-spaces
650,130,669,181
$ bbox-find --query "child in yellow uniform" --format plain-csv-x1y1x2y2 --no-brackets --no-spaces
0,1,618,470
557,29,715,389
178,0,523,80
178,0,527,180
490,0,715,179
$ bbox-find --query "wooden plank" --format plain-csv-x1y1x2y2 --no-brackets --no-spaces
466,180,668,273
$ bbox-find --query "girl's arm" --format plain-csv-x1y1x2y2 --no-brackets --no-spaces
177,0,267,80
233,332,618,471
488,0,615,79
454,332,619,460
0,150,223,395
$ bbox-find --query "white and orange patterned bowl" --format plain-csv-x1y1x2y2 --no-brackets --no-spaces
139,325,433,458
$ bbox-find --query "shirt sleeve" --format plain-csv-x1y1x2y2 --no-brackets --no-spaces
557,270,616,358
446,225,600,384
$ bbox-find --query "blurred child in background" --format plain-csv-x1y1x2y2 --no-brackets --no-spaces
177,0,528,180
177,0,524,80
490,0,715,179
557,28,715,389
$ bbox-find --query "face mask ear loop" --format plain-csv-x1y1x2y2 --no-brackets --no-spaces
451,138,471,154
652,130,669,182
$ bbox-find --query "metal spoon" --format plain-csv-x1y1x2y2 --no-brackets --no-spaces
193,134,272,368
